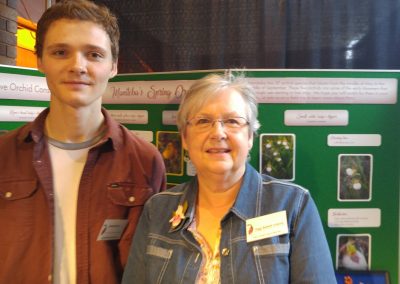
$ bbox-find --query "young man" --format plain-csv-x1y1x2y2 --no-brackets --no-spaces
0,0,166,283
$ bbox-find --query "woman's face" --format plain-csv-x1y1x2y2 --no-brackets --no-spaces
182,88,253,182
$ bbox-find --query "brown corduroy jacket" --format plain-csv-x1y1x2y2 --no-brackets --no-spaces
0,108,166,284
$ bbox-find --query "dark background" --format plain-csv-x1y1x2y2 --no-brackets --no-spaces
93,0,400,73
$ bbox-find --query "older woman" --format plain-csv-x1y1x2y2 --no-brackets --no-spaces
122,73,336,283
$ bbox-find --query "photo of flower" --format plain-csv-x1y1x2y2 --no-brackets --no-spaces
260,134,295,181
156,131,183,176
336,234,371,271
338,154,372,201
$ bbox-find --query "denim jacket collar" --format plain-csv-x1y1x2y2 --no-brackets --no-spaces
170,164,263,233
230,164,264,221
168,178,198,233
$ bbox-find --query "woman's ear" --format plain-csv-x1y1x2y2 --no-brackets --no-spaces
181,133,188,151
248,132,254,150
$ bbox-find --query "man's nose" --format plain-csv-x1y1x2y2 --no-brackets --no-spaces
69,53,87,74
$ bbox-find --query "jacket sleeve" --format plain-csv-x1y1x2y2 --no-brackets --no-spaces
289,191,337,284
151,149,167,193
121,200,151,283
118,139,166,269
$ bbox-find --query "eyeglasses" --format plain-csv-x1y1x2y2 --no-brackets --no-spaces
186,116,249,132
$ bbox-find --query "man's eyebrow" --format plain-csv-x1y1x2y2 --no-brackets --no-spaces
45,43,107,52
84,45,108,52
45,43,69,49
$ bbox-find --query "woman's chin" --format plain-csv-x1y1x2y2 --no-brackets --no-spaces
199,163,245,178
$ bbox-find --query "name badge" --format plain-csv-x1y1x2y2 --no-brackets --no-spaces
97,219,129,241
246,211,288,243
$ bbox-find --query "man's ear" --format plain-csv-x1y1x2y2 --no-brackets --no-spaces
110,60,118,79
37,57,44,73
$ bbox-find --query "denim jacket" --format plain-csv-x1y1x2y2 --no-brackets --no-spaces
122,164,336,284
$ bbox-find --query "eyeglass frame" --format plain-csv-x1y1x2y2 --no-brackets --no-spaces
186,116,250,132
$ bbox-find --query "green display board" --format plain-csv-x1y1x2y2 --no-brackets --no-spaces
0,65,399,283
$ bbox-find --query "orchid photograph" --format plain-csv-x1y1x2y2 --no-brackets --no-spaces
338,154,372,201
156,131,183,176
260,134,295,181
337,234,370,271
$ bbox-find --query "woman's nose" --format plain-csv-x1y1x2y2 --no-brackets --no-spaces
209,120,227,139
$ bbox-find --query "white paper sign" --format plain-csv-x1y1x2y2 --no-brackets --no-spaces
0,106,45,122
246,211,288,242
0,72,50,101
130,130,154,143
108,110,148,124
103,76,398,105
103,80,193,104
328,134,381,147
285,110,348,126
248,77,397,104
328,208,381,228
162,110,178,125
129,130,153,142
97,219,129,241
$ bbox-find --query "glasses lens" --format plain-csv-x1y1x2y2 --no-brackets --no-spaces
223,117,247,128
194,117,211,126
188,116,248,131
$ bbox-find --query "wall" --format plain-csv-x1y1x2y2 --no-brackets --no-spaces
0,0,17,65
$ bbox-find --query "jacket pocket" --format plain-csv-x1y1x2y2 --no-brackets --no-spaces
0,179,37,200
107,182,153,207
0,179,38,244
252,243,290,284
253,243,290,256
106,182,153,220
146,245,173,284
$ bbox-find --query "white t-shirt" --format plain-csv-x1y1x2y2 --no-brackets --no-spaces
48,144,89,284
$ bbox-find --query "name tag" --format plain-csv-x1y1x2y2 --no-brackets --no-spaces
246,211,288,243
97,219,129,241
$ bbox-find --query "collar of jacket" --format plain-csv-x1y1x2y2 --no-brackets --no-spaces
168,163,265,233
18,107,123,151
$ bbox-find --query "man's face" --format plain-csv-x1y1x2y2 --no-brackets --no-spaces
37,19,117,109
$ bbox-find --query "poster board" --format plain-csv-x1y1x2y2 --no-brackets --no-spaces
0,65,399,283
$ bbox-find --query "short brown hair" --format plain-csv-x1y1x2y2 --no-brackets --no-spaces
35,0,120,62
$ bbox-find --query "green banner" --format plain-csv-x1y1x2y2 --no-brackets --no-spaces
0,66,398,283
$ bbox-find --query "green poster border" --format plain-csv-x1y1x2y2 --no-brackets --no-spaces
0,65,398,283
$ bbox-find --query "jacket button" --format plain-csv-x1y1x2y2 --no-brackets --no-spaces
128,196,135,202
221,248,230,256
4,192,12,198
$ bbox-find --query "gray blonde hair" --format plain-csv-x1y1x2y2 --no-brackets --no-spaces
177,72,261,136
